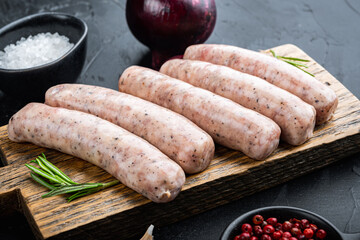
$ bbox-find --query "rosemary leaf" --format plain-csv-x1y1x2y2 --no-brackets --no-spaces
67,188,100,202
297,68,315,77
27,154,120,202
30,172,56,190
283,60,315,77
42,183,103,198
25,164,63,184
38,154,77,185
283,60,309,68
269,49,314,77
270,49,277,58
35,157,56,178
277,56,310,62
102,180,120,189
67,191,91,202
66,180,120,202
53,175,72,185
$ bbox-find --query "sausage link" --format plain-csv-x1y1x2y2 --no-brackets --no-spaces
183,44,338,125
45,84,215,174
119,66,281,160
160,59,316,145
8,103,185,203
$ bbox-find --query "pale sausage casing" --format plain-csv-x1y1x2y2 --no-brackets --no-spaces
160,59,316,145
8,103,185,203
183,44,338,125
119,66,281,160
45,84,215,174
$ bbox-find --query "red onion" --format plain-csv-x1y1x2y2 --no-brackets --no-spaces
126,0,216,69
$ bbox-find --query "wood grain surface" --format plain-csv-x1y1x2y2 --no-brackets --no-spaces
0,44,360,240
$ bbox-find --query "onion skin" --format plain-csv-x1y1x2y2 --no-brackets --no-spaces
126,0,216,69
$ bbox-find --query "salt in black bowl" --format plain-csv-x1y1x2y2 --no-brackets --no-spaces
0,12,87,101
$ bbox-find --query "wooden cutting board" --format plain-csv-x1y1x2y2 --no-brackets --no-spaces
1,44,360,240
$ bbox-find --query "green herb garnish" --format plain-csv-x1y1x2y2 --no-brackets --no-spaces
26,153,119,202
269,49,314,77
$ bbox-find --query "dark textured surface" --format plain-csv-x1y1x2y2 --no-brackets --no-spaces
0,0,359,239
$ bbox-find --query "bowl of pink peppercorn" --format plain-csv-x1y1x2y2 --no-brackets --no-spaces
220,206,360,240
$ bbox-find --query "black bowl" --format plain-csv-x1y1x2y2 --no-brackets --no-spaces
220,206,360,240
0,12,87,101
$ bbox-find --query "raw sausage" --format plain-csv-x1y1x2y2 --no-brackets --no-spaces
8,103,185,203
160,59,316,145
119,66,281,160
183,44,338,125
45,84,215,174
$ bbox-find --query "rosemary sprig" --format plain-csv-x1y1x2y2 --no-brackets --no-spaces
269,49,314,77
26,154,120,202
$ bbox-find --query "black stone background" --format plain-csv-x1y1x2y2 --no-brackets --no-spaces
0,0,359,239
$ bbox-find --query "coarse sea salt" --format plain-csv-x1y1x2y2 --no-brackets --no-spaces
0,32,74,69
